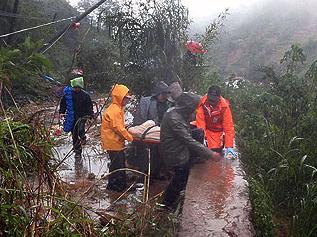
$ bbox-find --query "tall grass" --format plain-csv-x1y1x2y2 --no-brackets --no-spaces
215,44,317,236
0,105,179,236
0,106,101,236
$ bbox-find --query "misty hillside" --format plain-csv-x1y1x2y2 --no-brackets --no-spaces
211,0,317,79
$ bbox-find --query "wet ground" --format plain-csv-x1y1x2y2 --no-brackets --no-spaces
179,158,255,237
53,136,107,182
52,131,168,222
34,99,254,235
34,98,166,225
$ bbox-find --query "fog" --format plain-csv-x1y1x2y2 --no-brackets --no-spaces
68,0,317,25
190,0,317,33
205,0,317,81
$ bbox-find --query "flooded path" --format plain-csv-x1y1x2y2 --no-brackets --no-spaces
38,97,168,226
179,158,254,237
39,100,253,234
52,132,168,221
53,136,108,182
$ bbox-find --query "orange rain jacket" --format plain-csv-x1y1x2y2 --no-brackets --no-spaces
101,85,133,151
196,95,234,149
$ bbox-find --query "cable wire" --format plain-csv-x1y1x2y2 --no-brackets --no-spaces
0,16,76,39
41,24,72,53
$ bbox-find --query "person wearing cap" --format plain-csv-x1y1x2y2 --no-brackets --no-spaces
133,81,170,126
101,84,134,192
127,81,171,181
160,92,222,210
196,85,237,158
59,77,94,164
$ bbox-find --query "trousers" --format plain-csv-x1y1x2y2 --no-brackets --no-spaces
71,119,86,154
162,163,190,207
107,150,127,191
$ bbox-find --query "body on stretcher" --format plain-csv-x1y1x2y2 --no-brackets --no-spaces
128,120,160,144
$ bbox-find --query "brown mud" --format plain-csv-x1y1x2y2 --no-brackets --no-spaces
179,158,255,237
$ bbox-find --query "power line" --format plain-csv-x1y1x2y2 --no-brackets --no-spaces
40,0,109,53
41,24,72,53
0,16,76,39
0,0,109,54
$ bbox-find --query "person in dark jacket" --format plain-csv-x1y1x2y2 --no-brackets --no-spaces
167,82,205,159
160,92,222,209
59,77,94,164
133,81,170,126
130,81,170,180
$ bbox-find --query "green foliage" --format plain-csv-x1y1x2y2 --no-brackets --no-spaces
249,178,274,237
226,44,317,235
2,0,225,97
196,71,222,95
1,0,80,79
196,9,229,49
0,204,31,237
0,118,52,183
0,37,52,86
280,44,306,74
0,114,101,236
290,183,317,237
79,0,190,95
182,10,228,92
78,36,128,92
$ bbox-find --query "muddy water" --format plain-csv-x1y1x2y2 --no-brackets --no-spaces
179,158,255,237
53,134,168,220
53,137,108,182
53,137,140,213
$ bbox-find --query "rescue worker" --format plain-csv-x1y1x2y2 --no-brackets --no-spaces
101,84,134,192
133,81,170,126
59,77,94,165
160,92,222,210
196,85,237,158
130,81,170,180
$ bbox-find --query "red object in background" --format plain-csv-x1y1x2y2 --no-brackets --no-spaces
72,22,80,30
54,128,62,136
185,40,207,54
71,68,84,75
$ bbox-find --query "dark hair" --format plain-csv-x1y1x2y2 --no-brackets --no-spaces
208,85,221,96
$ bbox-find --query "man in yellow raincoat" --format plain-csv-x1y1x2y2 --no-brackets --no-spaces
101,84,133,192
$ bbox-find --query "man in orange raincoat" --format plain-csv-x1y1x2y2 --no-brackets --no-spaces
101,84,133,192
196,86,237,158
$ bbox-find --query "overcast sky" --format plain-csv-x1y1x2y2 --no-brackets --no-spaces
182,0,260,21
68,0,262,22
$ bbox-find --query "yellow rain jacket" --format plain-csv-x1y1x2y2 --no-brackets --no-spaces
101,85,133,151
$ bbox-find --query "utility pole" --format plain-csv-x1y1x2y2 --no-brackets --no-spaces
40,0,108,53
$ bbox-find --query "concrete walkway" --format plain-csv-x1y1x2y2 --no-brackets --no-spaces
179,158,254,237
